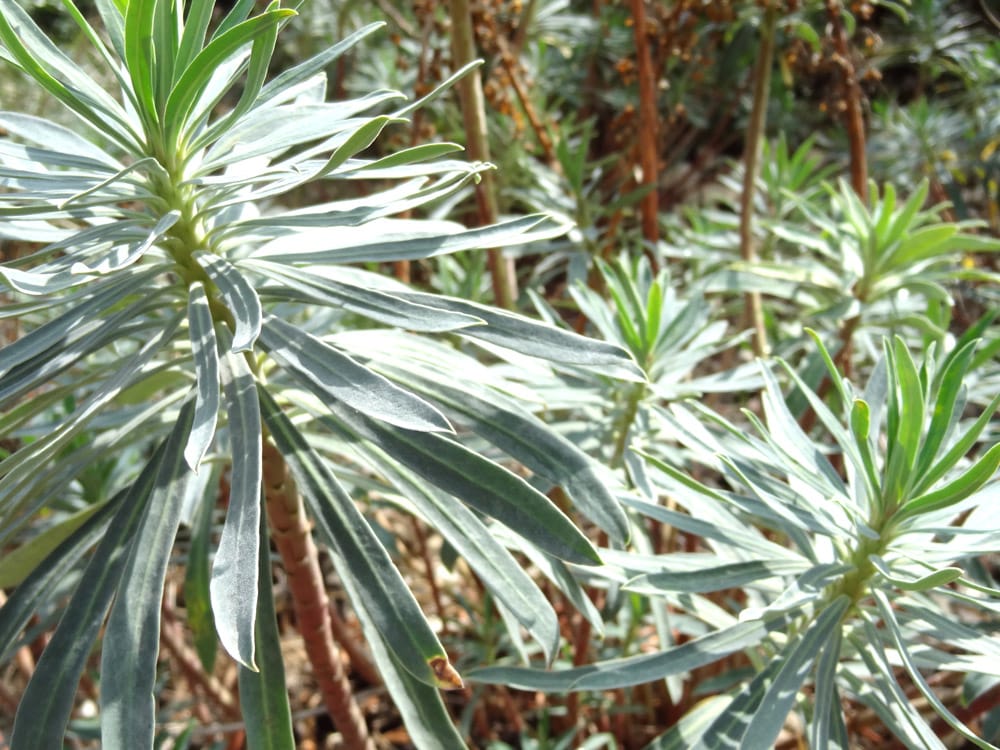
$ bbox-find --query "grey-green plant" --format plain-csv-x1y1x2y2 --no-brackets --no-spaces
473,329,1000,748
710,178,1000,358
522,254,761,469
0,1,643,746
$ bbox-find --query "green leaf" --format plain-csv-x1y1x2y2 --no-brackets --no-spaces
123,0,159,127
310,114,401,180
185,282,220,471
909,393,1000,497
251,214,570,264
849,399,882,507
869,555,963,592
339,568,467,748
644,696,732,750
348,438,562,664
883,179,930,253
10,438,171,748
259,316,452,433
163,8,296,144
396,291,645,382
895,443,1000,523
469,618,773,692
243,259,483,333
201,0,282,142
194,252,262,352
701,596,849,749
183,464,219,673
100,400,196,750
0,501,107,588
320,402,601,566
365,360,629,544
210,350,262,670
886,224,958,269
237,507,295,750
810,623,845,750
883,338,924,506
912,339,978,486
0,0,139,151
255,22,384,108
627,559,811,594
258,387,454,688
874,590,995,749
174,0,214,77
0,492,121,663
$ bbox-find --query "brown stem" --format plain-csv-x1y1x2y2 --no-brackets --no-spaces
326,598,381,687
160,604,240,719
630,0,660,269
739,2,779,358
826,0,868,202
449,0,518,308
262,440,375,750
409,515,448,633
495,35,557,168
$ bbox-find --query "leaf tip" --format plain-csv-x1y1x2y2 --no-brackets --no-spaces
430,656,464,690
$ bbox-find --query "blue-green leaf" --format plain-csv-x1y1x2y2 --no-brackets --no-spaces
470,618,773,692
185,282,220,471
259,316,452,433
10,439,171,748
194,252,262,352
319,403,601,566
238,507,295,750
258,387,456,688
101,401,196,750
210,350,262,670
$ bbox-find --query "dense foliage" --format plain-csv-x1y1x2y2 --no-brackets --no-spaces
0,1,998,748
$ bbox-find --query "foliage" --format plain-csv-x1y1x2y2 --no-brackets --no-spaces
473,330,1000,749
1,0,999,748
0,0,640,746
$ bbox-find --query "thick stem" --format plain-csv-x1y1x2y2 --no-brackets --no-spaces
449,0,518,308
630,0,661,270
261,440,375,750
739,2,778,357
826,0,868,202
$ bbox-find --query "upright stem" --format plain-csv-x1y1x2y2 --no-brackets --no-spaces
630,0,661,270
826,0,868,202
739,2,778,358
449,0,518,308
261,440,375,750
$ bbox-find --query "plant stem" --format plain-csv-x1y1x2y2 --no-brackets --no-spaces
739,1,778,358
630,0,661,269
826,0,868,202
261,439,375,750
449,0,518,308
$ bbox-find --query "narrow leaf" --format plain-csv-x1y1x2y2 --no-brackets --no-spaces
259,315,452,433
321,403,601,566
238,508,295,750
185,282,221,471
101,401,196,750
10,440,171,748
258,387,453,687
194,252,262,352
395,291,645,381
210,350,262,669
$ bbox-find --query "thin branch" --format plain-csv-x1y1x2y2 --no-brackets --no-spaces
826,0,868,202
739,1,779,357
630,0,661,269
449,0,519,308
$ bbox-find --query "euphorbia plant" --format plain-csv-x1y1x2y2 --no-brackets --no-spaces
0,1,641,747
